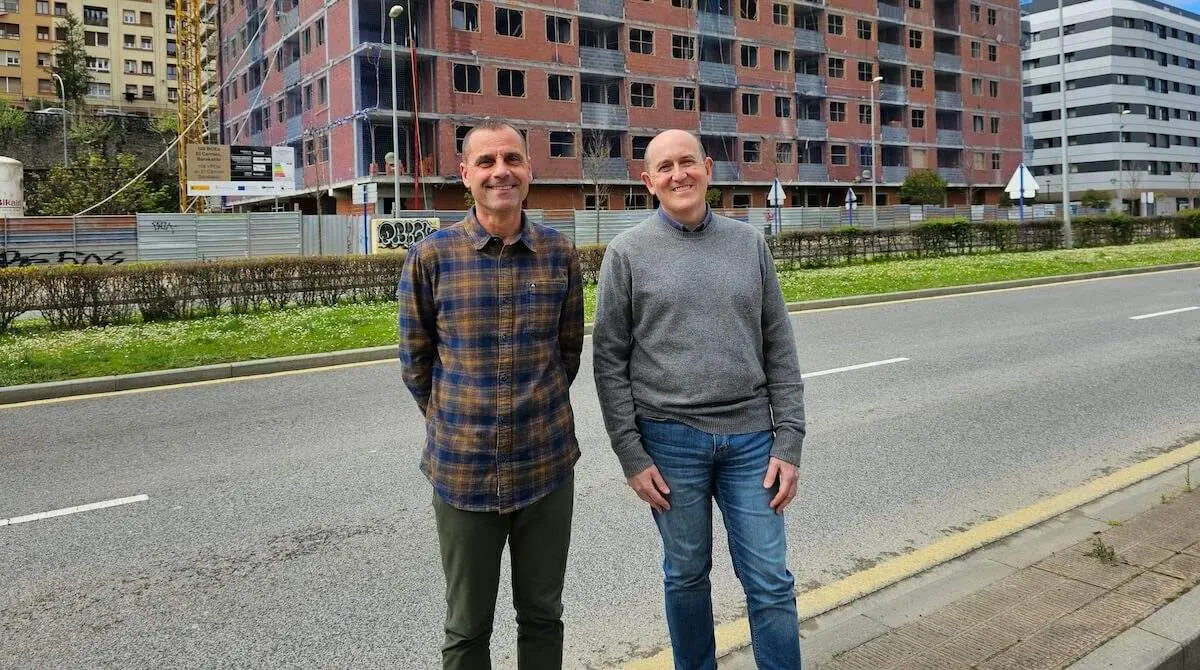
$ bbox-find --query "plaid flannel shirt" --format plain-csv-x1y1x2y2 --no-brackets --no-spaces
397,211,584,513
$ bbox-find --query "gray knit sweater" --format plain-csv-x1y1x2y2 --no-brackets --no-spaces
592,210,806,477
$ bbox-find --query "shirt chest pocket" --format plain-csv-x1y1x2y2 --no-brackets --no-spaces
522,277,567,338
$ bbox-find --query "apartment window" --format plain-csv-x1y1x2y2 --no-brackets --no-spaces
743,140,761,163
630,28,653,54
166,15,176,34
141,85,154,99
991,152,1001,169
632,135,652,159
740,44,758,67
277,100,285,122
989,80,998,97
123,9,136,24
451,1,479,32
625,192,649,209
36,26,49,41
973,115,984,131
140,36,152,50
908,0,921,7
142,61,155,75
498,68,525,96
455,126,470,153
857,61,873,81
858,104,872,124
739,0,758,19
673,86,696,110
2,51,17,66
317,77,326,105
87,82,110,98
831,144,848,165
971,78,982,96
988,44,997,61
828,14,843,35
303,27,311,54
549,131,575,158
35,0,48,13
910,69,923,87
548,74,573,101
304,139,315,166
453,63,480,93
775,96,791,118
37,52,50,67
584,195,609,210
859,145,873,167
631,82,654,107
990,117,999,133
85,57,109,71
829,101,846,121
911,108,925,127
303,84,313,110
38,78,54,95
0,76,19,93
496,8,523,37
55,25,67,41
828,57,844,78
741,92,759,115
772,3,789,25
124,59,137,74
971,41,981,58
671,0,693,6
547,15,571,43
909,29,922,49
775,141,793,163
857,20,872,40
316,18,324,45
987,7,996,24
672,34,695,60
124,34,135,48
969,3,980,21
773,49,789,71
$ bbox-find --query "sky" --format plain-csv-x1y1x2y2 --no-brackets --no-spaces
1164,0,1200,11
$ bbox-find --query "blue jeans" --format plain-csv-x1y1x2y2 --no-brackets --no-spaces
638,418,802,670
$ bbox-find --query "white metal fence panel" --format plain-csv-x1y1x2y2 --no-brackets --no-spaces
198,214,251,259
248,212,302,257
136,213,200,261
301,215,358,255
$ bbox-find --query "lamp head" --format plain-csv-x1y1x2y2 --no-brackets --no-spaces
388,5,403,18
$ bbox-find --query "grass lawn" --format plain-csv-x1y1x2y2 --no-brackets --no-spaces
3,238,1198,387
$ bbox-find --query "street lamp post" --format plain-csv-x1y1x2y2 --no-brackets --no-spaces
388,4,403,215
1057,0,1072,247
1117,108,1130,213
51,73,67,164
870,75,883,227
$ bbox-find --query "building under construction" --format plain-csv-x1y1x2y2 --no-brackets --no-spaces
216,0,1026,214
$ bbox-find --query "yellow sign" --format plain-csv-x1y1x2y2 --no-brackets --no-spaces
186,144,231,181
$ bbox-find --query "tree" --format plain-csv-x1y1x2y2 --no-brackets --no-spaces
580,130,613,243
1080,189,1110,210
46,12,92,109
898,169,948,205
27,152,175,215
1182,163,1198,209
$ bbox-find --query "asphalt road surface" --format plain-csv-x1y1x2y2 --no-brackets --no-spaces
2,268,1198,669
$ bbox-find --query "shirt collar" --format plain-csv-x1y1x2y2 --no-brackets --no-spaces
658,206,711,232
464,208,538,252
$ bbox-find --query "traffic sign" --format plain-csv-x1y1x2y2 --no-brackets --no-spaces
767,178,786,207
1004,164,1039,200
844,188,858,210
353,182,378,205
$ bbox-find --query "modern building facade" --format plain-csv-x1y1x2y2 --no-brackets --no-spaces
0,0,194,115
217,0,1026,213
1023,0,1200,214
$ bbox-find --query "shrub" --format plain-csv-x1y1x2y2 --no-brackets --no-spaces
0,267,38,332
912,217,971,255
576,244,606,284
1174,209,1200,238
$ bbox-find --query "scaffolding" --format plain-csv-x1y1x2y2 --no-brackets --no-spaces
176,0,211,212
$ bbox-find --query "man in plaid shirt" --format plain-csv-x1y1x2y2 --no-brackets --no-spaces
397,120,584,669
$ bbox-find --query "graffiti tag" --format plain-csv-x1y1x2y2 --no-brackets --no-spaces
150,220,176,232
0,249,128,268
374,218,437,251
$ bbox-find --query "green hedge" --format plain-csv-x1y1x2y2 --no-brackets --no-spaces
0,254,407,333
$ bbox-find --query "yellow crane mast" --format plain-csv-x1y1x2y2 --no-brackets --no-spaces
176,0,210,213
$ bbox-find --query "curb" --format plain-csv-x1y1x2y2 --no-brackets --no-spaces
1067,586,1200,669
3,262,1198,406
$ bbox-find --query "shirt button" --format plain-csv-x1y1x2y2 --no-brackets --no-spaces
502,296,513,305
499,373,510,382
500,334,511,344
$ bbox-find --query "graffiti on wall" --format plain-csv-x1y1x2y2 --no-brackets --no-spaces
0,249,128,268
371,218,439,253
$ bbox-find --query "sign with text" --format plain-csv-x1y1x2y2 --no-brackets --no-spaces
186,145,297,196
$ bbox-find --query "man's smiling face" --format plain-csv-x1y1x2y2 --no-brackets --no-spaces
641,130,713,224
459,126,531,218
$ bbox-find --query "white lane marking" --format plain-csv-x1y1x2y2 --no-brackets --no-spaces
1129,306,1200,320
804,357,910,378
0,494,149,527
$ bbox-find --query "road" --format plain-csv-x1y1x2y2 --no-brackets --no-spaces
2,268,1198,669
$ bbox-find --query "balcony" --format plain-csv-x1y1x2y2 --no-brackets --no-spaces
881,125,908,142
579,0,624,16
0,0,17,11
698,11,735,34
700,112,736,133
879,84,905,104
878,42,906,62
581,102,628,128
877,2,905,21
794,73,826,97
712,161,739,181
882,166,909,182
284,60,300,86
796,119,828,137
794,28,823,52
698,61,736,87
279,6,300,35
584,157,628,179
934,91,962,108
936,129,963,145
83,15,108,27
938,167,965,183
580,46,625,73
798,164,829,181
287,116,303,142
934,52,961,70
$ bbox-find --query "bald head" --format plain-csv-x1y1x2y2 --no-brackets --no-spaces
643,130,705,171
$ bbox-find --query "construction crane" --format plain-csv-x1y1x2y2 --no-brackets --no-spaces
176,0,210,213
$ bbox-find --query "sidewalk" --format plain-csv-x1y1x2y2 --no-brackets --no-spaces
721,464,1200,670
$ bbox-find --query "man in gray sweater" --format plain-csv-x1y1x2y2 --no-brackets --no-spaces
593,129,806,670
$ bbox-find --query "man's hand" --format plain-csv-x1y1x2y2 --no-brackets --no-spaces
628,465,671,512
764,457,799,514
